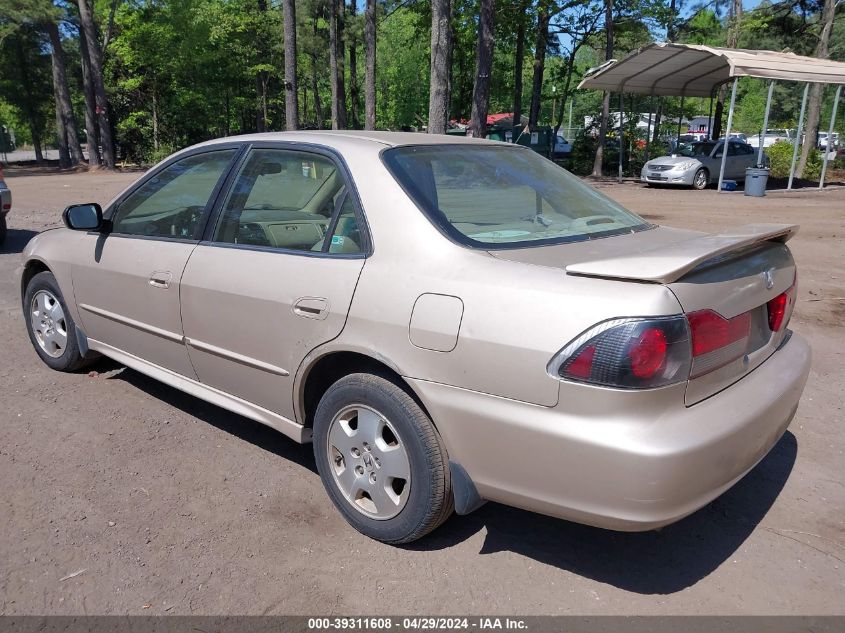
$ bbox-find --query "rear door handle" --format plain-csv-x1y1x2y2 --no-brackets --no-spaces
293,297,329,320
149,271,172,289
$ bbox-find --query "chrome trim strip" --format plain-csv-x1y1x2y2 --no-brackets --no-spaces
184,337,290,376
78,303,183,343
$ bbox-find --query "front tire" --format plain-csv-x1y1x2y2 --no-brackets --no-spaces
692,167,709,190
24,271,89,371
313,372,453,544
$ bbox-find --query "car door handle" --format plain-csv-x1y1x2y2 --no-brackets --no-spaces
293,297,329,320
149,271,172,289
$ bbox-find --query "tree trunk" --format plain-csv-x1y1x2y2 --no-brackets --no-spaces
553,50,577,137
337,0,347,128
329,0,348,129
364,0,376,130
255,0,269,132
652,97,663,144
348,1,360,129
511,0,528,130
592,0,614,177
46,21,84,166
311,52,324,129
713,0,741,140
15,34,45,163
53,101,71,168
282,0,299,130
77,0,116,169
79,26,101,167
427,0,452,134
152,89,159,151
796,0,834,178
468,0,495,138
528,10,549,129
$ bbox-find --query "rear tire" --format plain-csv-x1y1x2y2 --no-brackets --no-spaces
692,167,709,190
23,271,90,372
313,372,453,544
0,215,6,248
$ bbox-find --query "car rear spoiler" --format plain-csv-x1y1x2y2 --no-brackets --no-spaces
565,224,799,284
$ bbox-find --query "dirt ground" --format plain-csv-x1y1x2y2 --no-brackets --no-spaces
1,167,843,616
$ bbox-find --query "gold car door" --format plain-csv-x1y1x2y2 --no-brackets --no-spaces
179,146,367,420
72,148,238,377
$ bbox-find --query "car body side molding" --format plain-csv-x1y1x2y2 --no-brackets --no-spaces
88,338,309,442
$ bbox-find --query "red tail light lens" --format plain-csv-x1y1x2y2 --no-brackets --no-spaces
767,283,795,332
629,327,668,379
686,309,751,378
549,317,691,389
566,345,596,379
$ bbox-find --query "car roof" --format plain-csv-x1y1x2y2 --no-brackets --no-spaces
193,130,501,151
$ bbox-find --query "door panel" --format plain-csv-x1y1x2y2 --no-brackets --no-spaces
73,235,198,377
180,246,364,418
71,148,239,377
179,147,367,419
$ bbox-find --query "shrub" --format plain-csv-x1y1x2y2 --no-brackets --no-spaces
766,140,823,180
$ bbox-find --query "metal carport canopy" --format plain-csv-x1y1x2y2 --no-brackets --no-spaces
577,42,845,97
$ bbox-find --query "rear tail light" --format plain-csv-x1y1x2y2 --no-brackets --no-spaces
686,309,751,378
767,282,796,332
552,278,796,388
548,317,691,389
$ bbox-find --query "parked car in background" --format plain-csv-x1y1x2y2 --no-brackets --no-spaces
748,129,794,149
0,164,11,246
642,139,761,189
728,133,748,144
817,132,840,151
19,131,809,544
553,134,572,158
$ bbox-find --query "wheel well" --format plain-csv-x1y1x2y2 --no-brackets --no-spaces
300,352,430,428
21,259,50,299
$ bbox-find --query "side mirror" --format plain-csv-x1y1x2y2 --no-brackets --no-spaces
62,203,103,231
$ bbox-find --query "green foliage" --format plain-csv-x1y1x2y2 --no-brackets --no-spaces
766,140,823,180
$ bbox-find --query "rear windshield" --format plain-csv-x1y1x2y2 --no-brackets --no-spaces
381,144,651,249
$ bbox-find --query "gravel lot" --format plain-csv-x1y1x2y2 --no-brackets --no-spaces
1,167,843,615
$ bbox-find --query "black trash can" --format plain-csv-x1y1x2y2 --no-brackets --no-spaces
744,167,770,197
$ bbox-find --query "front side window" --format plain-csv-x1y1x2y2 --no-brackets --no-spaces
213,149,362,254
382,145,650,248
113,150,236,239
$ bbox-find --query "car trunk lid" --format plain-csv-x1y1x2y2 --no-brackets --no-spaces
491,223,798,405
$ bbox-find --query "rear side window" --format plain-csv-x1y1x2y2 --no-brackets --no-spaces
113,150,236,239
212,148,363,254
382,145,649,249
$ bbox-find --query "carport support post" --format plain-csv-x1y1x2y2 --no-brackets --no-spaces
757,81,775,167
618,92,624,183
706,95,714,140
788,83,810,191
645,95,654,162
819,84,842,189
717,78,739,193
676,95,685,146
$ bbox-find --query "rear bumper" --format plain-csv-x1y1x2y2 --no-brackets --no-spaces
409,332,811,531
